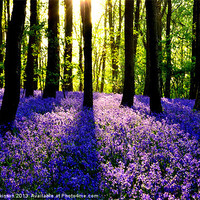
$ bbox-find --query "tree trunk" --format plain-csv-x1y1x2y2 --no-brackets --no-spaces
121,0,134,107
108,0,118,92
63,0,73,92
164,0,172,98
144,17,151,96
133,0,140,56
156,0,167,97
79,0,85,92
83,0,93,108
100,1,108,93
194,0,200,110
79,21,83,92
43,0,60,98
132,0,140,91
25,0,38,97
6,0,10,22
0,0,3,88
116,0,121,48
95,54,102,92
0,0,26,131
190,0,197,99
146,0,162,113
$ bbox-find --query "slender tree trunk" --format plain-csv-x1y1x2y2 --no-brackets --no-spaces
156,0,167,96
144,18,151,96
0,0,3,88
157,0,162,96
132,0,140,88
0,0,3,58
108,0,118,92
79,0,85,92
116,0,122,61
116,0,122,93
146,0,162,113
93,50,97,82
7,0,10,21
0,0,26,131
194,0,200,110
116,0,121,48
190,0,197,99
121,0,134,107
33,23,41,91
63,0,73,92
100,59,106,93
43,0,60,98
83,0,93,108
133,0,140,54
164,0,172,98
79,21,83,91
25,0,38,97
100,1,108,93
95,54,102,92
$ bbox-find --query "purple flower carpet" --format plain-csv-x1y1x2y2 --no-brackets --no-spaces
0,90,199,199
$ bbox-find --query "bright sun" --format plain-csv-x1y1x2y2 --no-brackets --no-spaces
72,0,105,23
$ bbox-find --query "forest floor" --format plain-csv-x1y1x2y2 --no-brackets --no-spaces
0,90,199,199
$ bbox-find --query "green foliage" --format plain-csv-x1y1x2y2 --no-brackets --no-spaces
0,0,196,99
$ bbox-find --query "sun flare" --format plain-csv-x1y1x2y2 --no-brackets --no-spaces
73,0,105,23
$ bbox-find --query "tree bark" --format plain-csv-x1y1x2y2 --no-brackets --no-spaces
25,0,38,97
194,0,200,110
190,0,197,99
108,0,118,93
100,1,108,93
133,0,140,56
156,0,167,96
0,0,3,88
83,0,93,108
146,0,162,113
144,17,151,96
63,0,73,92
121,0,134,107
79,0,85,92
164,0,172,98
79,20,83,92
0,0,26,131
6,0,10,22
43,0,60,98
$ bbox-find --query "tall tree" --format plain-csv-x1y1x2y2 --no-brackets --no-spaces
108,0,115,92
0,0,3,88
121,0,134,107
156,0,167,96
79,0,85,92
194,0,200,110
164,0,172,98
6,0,10,22
43,0,60,98
63,0,73,92
144,12,151,97
108,0,122,93
146,0,162,113
83,0,93,108
25,0,38,97
144,0,166,97
100,0,108,93
78,19,83,92
133,0,141,58
190,0,198,99
0,0,27,131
